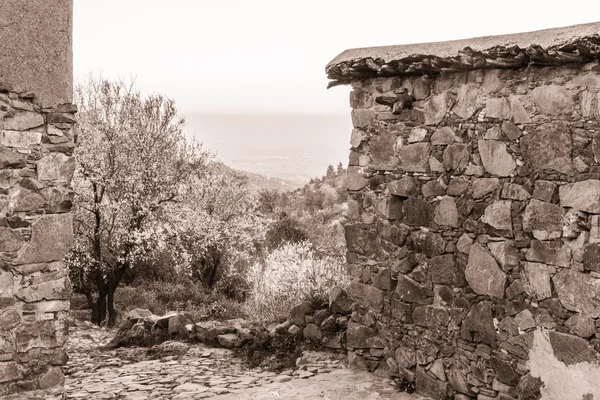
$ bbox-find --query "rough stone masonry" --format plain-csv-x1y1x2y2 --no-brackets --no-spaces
327,22,600,399
0,0,75,397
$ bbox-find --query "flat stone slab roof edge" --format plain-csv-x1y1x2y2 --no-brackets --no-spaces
326,21,600,85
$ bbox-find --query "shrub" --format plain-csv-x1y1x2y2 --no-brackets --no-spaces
244,241,348,321
114,280,246,320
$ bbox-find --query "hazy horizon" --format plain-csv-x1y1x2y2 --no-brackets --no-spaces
183,112,352,184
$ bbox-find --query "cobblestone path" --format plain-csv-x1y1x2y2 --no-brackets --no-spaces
65,323,423,400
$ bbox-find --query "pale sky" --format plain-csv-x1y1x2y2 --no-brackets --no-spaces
73,1,600,115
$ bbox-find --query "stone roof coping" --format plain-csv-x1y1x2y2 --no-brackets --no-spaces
326,21,600,85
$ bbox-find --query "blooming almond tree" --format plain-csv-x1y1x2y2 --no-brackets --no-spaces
168,162,268,293
68,75,209,326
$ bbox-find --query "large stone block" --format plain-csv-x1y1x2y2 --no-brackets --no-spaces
433,197,459,227
395,275,432,304
481,200,512,236
412,305,449,328
15,277,70,303
521,262,553,301
442,143,469,172
346,281,383,312
454,84,482,119
421,93,447,125
520,122,573,175
522,199,563,236
531,85,574,115
402,198,433,227
15,213,74,265
466,243,506,299
37,153,76,183
399,142,431,172
346,321,376,348
548,331,599,365
464,301,496,345
553,269,600,317
559,180,600,214
371,130,397,170
478,140,515,177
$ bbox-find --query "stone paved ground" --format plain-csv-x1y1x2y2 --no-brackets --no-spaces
65,322,424,400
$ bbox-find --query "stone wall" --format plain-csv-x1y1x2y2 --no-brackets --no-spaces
0,1,74,397
342,63,600,399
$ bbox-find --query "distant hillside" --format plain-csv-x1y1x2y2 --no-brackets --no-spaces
237,169,300,192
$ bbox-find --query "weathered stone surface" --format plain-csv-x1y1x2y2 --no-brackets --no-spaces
501,121,521,140
481,200,512,235
350,129,366,148
510,95,532,124
526,240,570,267
388,177,417,197
490,356,519,386
0,308,20,331
478,140,515,177
395,275,432,304
521,262,553,301
402,198,432,226
412,305,449,328
447,177,469,196
466,244,507,299
559,180,600,214
456,234,474,254
501,183,531,201
15,213,73,265
429,254,462,285
0,147,26,168
422,93,447,125
464,301,496,345
1,130,42,148
290,302,313,326
442,143,469,172
415,367,448,400
531,85,574,114
13,188,46,212
411,230,445,257
514,309,536,331
0,227,25,253
344,225,378,257
217,333,240,348
520,122,573,175
3,111,44,131
522,199,563,235
485,97,511,119
399,142,431,172
433,197,459,227
37,153,76,183
408,127,427,143
346,281,383,312
422,180,445,197
583,243,600,272
473,178,500,198
395,346,416,369
351,109,375,128
329,287,353,314
15,277,70,303
533,180,557,202
565,314,596,338
377,195,403,220
346,167,368,191
553,269,600,317
454,84,482,119
499,332,534,360
0,362,20,383
548,331,599,365
303,324,323,341
346,322,376,348
487,244,517,275
431,127,456,145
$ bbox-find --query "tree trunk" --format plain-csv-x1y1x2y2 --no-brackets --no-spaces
106,266,127,328
92,292,106,325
